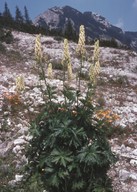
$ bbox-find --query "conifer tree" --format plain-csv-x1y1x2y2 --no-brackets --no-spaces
15,6,24,24
24,6,32,24
3,2,13,20
64,19,77,41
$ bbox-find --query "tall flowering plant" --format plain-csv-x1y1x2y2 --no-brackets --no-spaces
25,28,116,192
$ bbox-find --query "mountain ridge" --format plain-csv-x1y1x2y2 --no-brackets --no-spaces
34,5,137,51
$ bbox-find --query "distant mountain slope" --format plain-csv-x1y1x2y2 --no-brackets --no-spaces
34,5,137,51
125,31,137,50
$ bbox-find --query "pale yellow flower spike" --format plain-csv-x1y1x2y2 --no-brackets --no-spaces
76,25,86,57
94,60,100,76
89,40,100,84
47,63,53,79
62,39,71,66
35,34,43,63
62,39,73,80
16,75,25,92
68,62,73,80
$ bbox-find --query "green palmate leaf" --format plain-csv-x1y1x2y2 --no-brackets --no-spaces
48,174,60,188
93,185,113,192
92,178,113,192
61,156,66,167
45,167,54,173
27,174,44,192
72,127,87,140
58,170,69,179
30,122,40,136
51,149,73,167
72,180,85,190
39,158,46,168
40,111,48,120
77,142,101,165
51,156,60,164
62,85,76,103
61,126,83,147
68,162,77,172
43,134,56,148
93,188,108,192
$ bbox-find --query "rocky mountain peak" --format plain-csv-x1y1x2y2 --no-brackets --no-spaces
34,6,121,34
91,12,111,28
34,5,137,51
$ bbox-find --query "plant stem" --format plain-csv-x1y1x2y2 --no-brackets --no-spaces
78,56,83,91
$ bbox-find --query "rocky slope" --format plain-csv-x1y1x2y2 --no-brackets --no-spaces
0,31,137,191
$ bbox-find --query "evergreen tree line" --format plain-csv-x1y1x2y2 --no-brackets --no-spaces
46,18,78,42
99,38,119,48
0,2,46,34
0,2,78,41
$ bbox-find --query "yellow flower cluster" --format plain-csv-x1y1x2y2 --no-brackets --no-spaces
68,62,73,80
89,40,100,84
47,63,53,79
76,25,86,57
62,39,71,66
35,34,43,63
16,75,25,92
62,39,73,80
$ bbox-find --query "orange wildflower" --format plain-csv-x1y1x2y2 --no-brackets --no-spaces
3,92,21,106
95,109,120,123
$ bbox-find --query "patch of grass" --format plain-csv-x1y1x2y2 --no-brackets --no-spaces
97,77,107,86
109,75,129,87
96,95,106,107
51,59,65,70
0,29,13,44
78,71,90,81
6,50,23,62
0,42,6,53
132,65,137,73
54,36,64,42
0,153,16,190
1,118,9,132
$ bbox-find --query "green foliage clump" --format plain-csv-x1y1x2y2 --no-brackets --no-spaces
109,75,129,87
64,19,77,42
99,38,118,48
51,59,65,71
25,85,116,192
0,42,6,53
0,29,13,44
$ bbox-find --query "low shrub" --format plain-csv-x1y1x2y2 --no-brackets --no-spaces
109,75,129,87
0,29,13,44
6,50,22,62
25,85,116,192
51,59,65,71
0,42,6,53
